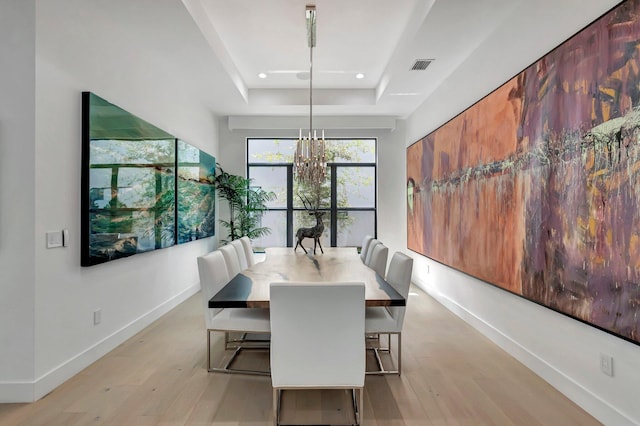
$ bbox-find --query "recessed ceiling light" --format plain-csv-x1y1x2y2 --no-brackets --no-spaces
258,72,267,79
355,73,365,79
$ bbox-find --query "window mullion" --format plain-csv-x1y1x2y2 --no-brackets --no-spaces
286,164,293,247
330,165,337,247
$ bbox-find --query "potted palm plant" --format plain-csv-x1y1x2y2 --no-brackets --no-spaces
213,164,275,243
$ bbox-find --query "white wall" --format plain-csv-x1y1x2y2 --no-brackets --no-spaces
1,0,221,402
4,0,634,417
405,0,639,424
218,116,407,258
0,0,37,402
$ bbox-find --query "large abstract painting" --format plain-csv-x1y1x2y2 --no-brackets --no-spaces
82,92,215,266
407,0,640,345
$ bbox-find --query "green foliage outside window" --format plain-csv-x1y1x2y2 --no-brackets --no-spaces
250,139,375,231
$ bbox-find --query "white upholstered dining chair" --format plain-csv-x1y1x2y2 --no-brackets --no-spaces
230,239,249,270
359,235,374,263
219,244,242,277
364,251,413,375
269,281,366,426
367,242,389,277
364,238,380,266
239,236,256,266
197,250,270,375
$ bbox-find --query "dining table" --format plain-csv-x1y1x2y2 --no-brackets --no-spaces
209,246,405,309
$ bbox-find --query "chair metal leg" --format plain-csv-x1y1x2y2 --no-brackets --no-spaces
207,329,212,371
351,389,357,419
223,346,242,370
273,388,280,426
226,332,270,349
273,387,362,425
359,387,364,425
398,331,402,376
207,329,270,375
372,343,385,372
351,387,363,425
366,332,401,375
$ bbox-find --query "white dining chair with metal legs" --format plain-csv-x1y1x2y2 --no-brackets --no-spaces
364,251,413,375
220,243,242,277
222,241,268,348
367,242,388,277
197,250,270,375
239,236,256,266
363,238,380,266
230,239,249,270
270,281,366,426
359,235,374,263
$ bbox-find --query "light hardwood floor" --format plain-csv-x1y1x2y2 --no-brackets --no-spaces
0,285,600,425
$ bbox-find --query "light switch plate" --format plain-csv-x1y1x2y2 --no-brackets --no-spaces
62,229,70,247
46,231,63,249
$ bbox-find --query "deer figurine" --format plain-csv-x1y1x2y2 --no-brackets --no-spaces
294,195,325,255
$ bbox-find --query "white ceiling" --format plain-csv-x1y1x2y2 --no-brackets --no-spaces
180,0,523,119
38,0,619,124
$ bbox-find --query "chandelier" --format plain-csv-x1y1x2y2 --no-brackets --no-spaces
294,5,327,186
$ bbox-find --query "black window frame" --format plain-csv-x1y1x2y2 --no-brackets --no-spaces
246,137,377,248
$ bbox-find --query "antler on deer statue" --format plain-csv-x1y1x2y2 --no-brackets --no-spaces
294,194,325,255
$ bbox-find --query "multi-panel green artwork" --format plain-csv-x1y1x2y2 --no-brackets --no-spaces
81,92,215,266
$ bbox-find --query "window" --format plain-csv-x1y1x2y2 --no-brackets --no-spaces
247,138,376,249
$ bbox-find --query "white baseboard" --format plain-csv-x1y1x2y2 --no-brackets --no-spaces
414,281,635,426
0,283,200,403
0,382,35,404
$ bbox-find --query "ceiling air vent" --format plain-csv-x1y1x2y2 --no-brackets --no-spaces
410,59,433,71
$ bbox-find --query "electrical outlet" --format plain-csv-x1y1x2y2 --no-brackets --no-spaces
600,353,613,377
94,309,102,325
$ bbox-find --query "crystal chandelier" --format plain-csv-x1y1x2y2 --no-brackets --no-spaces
294,5,327,186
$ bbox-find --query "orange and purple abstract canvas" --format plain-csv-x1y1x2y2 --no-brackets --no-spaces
407,0,640,345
